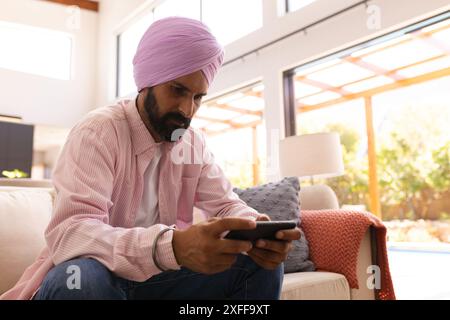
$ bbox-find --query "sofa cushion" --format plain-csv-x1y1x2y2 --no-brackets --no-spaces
281,271,350,300
0,188,53,295
233,177,315,273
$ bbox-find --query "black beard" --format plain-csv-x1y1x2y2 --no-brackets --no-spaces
143,89,191,142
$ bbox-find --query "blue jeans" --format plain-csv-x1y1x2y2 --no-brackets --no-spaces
34,255,283,300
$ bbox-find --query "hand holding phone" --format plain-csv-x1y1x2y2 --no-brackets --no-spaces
224,220,297,242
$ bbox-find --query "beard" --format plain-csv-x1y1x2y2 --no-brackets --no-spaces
143,89,191,142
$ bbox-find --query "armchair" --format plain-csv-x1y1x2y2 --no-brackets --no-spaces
280,184,380,299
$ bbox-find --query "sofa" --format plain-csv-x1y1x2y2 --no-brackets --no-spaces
0,180,377,300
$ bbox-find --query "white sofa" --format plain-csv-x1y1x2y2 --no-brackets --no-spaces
0,181,376,299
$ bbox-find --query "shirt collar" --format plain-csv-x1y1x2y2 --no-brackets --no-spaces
122,98,183,156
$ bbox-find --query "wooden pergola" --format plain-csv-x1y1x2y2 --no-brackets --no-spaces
195,18,450,215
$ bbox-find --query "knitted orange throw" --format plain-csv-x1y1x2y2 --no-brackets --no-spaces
301,209,395,300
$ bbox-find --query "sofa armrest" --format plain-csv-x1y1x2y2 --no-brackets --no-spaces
351,227,376,300
301,210,385,300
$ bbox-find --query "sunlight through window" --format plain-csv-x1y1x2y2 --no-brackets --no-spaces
287,0,317,13
0,21,72,80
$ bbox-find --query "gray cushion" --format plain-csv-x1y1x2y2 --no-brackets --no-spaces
233,177,315,273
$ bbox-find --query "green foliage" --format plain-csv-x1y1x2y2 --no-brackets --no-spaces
322,124,370,208
428,142,450,192
227,162,255,189
316,121,449,221
326,123,359,153
377,132,426,206
439,212,450,221
1,169,29,178
377,135,449,220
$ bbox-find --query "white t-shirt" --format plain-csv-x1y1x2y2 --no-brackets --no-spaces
134,143,163,228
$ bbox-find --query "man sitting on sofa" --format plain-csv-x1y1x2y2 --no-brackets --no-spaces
1,17,300,300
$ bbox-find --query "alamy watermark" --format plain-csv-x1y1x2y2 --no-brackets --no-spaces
66,5,81,31
66,265,81,290
366,4,382,31
366,265,381,290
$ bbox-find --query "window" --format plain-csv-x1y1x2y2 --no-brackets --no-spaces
191,83,266,188
117,12,154,97
286,0,317,13
373,77,450,221
202,0,263,46
0,21,72,80
284,12,450,222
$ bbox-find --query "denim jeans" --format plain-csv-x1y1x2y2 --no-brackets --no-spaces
34,254,283,300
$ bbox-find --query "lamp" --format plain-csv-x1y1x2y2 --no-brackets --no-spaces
279,132,344,184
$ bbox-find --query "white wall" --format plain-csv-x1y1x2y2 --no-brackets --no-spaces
95,0,450,181
0,0,98,128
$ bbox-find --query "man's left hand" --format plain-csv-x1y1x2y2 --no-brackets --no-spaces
247,214,301,270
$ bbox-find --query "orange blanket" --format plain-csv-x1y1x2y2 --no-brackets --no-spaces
301,209,395,300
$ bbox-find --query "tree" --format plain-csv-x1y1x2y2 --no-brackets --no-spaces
428,142,450,192
321,124,369,208
377,132,427,219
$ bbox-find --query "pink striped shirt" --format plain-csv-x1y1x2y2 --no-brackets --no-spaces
1,99,260,300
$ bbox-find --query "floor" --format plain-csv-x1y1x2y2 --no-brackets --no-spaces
388,244,450,300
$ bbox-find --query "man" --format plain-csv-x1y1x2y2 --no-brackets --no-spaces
1,17,300,300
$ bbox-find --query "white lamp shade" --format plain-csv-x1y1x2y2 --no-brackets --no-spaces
279,132,344,179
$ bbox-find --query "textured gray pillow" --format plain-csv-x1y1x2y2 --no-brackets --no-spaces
233,177,315,273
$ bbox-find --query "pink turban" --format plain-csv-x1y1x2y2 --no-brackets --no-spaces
133,17,224,92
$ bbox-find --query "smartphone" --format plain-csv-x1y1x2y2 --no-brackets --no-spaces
224,220,297,242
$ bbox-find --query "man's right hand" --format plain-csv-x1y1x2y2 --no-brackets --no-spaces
172,217,256,274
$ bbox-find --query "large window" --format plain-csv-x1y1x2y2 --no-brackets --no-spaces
0,21,72,80
116,0,263,97
284,13,450,230
286,0,317,13
191,83,266,188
